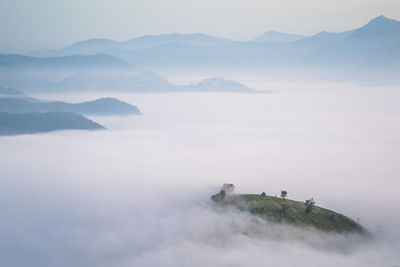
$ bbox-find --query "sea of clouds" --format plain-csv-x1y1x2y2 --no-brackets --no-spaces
1,81,399,266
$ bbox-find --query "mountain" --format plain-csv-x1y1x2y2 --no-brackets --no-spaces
55,71,257,93
251,31,306,43
340,15,400,63
347,15,400,40
189,77,255,93
59,71,175,92
10,15,400,84
28,34,233,57
30,39,119,57
0,54,131,71
0,111,104,136
0,88,140,136
0,90,141,115
301,30,353,42
120,15,400,83
120,33,232,50
0,97,141,115
92,16,399,70
298,15,400,44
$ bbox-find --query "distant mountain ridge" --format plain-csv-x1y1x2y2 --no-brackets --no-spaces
0,97,141,115
3,15,400,84
120,33,232,49
49,71,257,93
29,33,233,57
26,15,400,58
0,88,141,115
54,39,120,55
0,111,104,136
0,87,144,136
251,31,306,43
0,70,258,93
188,77,253,92
0,53,131,70
348,15,400,39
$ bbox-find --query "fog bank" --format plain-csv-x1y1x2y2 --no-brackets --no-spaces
1,82,400,266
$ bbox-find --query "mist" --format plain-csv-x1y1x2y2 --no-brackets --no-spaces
1,82,400,266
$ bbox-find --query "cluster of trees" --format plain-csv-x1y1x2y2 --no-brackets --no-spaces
260,190,287,199
211,183,235,202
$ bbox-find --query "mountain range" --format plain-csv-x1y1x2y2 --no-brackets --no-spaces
25,15,400,63
0,86,143,135
0,70,257,93
0,53,131,71
1,15,399,84
28,34,233,57
57,71,256,93
0,87,141,115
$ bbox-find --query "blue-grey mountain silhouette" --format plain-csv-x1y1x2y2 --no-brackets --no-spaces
0,111,104,136
2,15,400,84
251,31,306,43
0,53,131,70
0,88,141,115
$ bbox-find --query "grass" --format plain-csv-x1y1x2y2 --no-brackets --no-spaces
221,194,366,234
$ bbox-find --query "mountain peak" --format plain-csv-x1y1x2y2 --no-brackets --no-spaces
367,15,398,25
371,15,389,21
348,15,400,39
67,38,118,48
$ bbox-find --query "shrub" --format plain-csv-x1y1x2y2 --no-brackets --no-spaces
305,198,315,213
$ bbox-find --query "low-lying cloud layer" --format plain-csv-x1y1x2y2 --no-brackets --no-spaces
1,82,400,266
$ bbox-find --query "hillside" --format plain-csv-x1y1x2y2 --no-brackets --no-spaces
0,54,130,71
0,87,141,115
0,111,104,136
0,97,141,115
213,191,366,234
347,15,400,40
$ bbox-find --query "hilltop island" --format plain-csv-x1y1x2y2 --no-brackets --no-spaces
0,87,141,115
0,111,104,136
212,184,366,234
0,86,141,136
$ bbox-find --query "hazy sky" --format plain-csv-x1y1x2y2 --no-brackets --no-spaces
1,0,400,51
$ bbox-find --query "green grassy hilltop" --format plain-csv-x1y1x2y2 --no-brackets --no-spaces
219,194,366,234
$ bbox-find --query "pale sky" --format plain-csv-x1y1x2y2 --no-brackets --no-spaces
1,0,400,52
